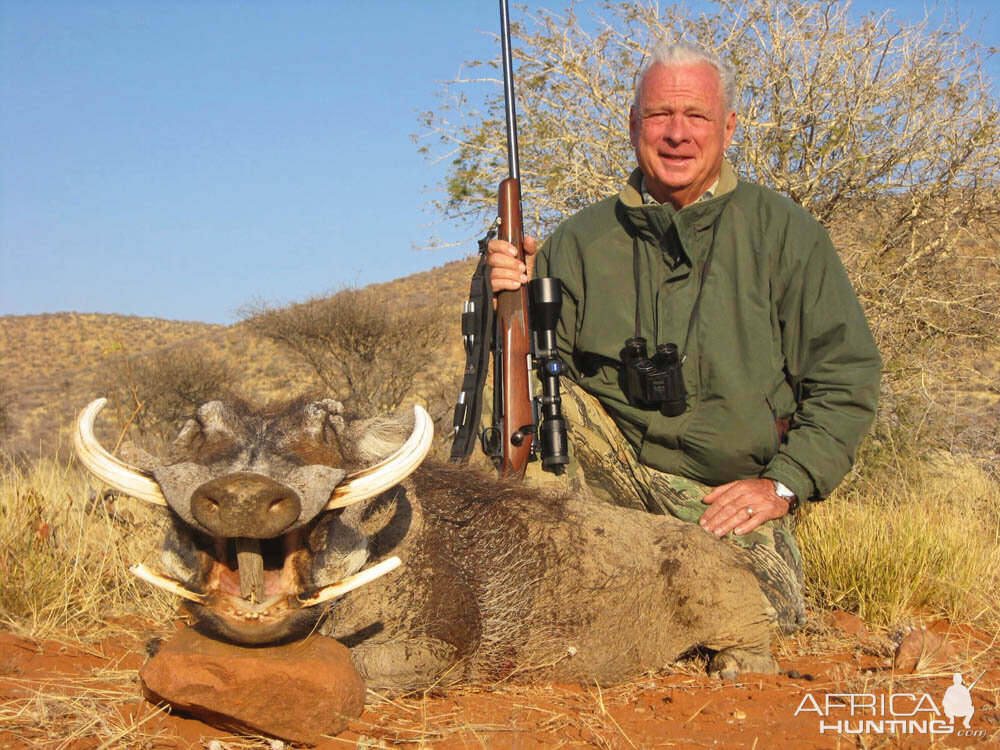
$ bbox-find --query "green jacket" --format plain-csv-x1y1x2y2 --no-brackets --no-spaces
535,163,881,501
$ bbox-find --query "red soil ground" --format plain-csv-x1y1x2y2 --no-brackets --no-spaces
1,615,997,749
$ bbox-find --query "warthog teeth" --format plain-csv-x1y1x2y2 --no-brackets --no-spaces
297,556,402,608
131,556,401,612
130,564,207,604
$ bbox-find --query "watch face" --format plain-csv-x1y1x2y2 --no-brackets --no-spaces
773,480,796,499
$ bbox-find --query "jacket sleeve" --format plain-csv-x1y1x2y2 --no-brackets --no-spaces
762,221,881,501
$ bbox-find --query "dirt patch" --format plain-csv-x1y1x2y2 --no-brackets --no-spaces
1,617,998,749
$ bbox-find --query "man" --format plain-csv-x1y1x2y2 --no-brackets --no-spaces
487,41,881,633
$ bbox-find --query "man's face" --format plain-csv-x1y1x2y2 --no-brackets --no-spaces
629,61,736,209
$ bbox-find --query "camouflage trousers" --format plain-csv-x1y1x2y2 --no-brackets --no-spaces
497,381,807,634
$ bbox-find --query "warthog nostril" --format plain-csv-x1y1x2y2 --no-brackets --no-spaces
191,474,302,538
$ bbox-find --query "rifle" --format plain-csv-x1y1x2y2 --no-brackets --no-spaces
492,0,533,478
450,0,568,479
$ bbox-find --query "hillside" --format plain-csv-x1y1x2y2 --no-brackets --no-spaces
3,248,997,473
0,256,477,459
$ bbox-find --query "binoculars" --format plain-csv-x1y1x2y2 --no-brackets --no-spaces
621,337,687,417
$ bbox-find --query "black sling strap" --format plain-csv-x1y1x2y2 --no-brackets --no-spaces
449,233,496,462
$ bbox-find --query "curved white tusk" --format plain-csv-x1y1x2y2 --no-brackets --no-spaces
297,556,401,607
326,404,433,509
74,398,167,506
130,563,207,604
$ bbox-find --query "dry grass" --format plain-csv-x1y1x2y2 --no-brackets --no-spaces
0,313,313,459
0,664,288,749
348,680,657,749
0,671,166,749
799,452,1000,632
0,452,174,642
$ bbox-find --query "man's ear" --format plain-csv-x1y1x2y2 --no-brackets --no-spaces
723,110,737,150
628,105,639,148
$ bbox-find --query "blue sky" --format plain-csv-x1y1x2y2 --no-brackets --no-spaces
2,1,997,324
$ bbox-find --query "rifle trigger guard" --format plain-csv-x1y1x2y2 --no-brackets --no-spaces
480,427,502,459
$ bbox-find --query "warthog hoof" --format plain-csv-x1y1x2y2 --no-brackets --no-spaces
708,646,777,680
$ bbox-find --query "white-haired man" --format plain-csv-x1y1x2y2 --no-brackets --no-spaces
487,42,881,633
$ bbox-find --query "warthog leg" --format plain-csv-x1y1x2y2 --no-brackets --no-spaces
708,646,777,680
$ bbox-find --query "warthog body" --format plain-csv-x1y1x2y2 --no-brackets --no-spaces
79,397,777,690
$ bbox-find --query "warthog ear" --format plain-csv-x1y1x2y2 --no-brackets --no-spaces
326,405,433,509
303,400,346,441
194,400,229,431
334,410,418,465
169,401,240,461
172,419,202,451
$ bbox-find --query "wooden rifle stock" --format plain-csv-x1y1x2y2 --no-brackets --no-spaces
495,177,534,478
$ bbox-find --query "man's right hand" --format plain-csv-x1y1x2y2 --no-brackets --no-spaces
486,235,538,294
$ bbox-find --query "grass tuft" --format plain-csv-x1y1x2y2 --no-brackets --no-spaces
0,453,174,641
799,452,1000,630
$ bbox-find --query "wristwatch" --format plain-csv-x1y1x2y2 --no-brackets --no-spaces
772,480,799,512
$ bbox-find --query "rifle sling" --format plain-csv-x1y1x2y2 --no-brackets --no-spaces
449,240,495,462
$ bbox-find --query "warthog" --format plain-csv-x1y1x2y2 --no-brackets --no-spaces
75,396,778,690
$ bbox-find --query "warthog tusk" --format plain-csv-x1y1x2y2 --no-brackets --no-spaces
297,556,401,607
130,563,208,604
326,405,433,509
74,398,167,506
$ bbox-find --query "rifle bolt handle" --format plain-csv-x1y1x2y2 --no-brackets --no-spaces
510,424,536,446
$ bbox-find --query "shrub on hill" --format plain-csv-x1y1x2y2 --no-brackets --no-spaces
101,342,241,449
242,287,447,417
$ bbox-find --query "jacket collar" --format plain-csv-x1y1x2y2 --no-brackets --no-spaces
619,160,737,247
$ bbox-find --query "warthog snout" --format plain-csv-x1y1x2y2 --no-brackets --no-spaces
191,472,302,538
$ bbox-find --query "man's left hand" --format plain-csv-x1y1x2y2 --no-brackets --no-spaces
699,478,790,537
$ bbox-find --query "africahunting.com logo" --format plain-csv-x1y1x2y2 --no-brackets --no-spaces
795,671,987,738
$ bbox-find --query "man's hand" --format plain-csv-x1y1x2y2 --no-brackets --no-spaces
699,478,791,537
487,235,537,294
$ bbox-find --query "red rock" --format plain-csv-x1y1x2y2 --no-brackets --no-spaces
827,610,868,638
893,627,958,674
140,628,365,745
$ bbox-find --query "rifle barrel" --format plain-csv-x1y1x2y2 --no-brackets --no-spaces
499,0,520,182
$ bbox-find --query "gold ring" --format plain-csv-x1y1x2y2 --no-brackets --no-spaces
746,506,755,518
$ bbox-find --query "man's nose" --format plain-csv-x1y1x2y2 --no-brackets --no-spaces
662,115,689,143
